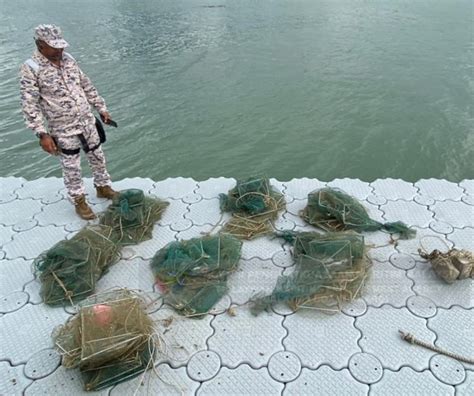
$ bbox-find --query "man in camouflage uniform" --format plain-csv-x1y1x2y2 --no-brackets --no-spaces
20,24,117,220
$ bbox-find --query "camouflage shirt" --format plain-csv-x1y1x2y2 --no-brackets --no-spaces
19,50,108,136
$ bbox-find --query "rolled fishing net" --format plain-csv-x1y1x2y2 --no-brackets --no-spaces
251,231,371,314
53,289,158,391
419,248,474,283
301,188,416,239
100,189,169,246
219,177,285,239
151,234,242,317
34,225,120,306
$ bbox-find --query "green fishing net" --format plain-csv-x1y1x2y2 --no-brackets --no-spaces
100,189,169,246
301,188,416,239
151,234,242,317
219,177,286,239
251,231,371,314
53,289,157,391
34,225,120,306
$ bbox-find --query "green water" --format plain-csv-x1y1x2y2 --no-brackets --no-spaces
1,0,472,182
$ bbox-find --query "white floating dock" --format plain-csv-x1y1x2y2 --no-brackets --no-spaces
0,177,473,395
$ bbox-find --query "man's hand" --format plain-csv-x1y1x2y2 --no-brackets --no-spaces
100,111,111,124
39,134,58,155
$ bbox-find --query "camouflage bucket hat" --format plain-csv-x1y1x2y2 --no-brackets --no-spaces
34,24,69,48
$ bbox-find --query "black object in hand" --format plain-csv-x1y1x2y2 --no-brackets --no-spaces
99,114,118,128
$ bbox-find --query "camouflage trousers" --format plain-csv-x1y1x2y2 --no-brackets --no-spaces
55,120,111,202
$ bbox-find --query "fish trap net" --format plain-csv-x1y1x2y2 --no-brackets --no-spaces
301,188,415,239
219,177,285,239
100,189,169,245
34,225,120,306
53,289,158,391
151,234,242,317
251,231,371,314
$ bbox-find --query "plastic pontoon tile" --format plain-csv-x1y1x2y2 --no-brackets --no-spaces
285,198,307,216
131,225,177,260
285,215,313,232
182,193,203,204
363,231,397,263
348,352,383,384
389,253,416,270
24,348,61,380
395,227,454,260
185,198,227,226
3,225,69,260
208,309,285,369
176,224,215,240
283,310,361,369
0,361,32,396
273,216,296,232
196,177,236,199
431,200,474,228
112,177,156,194
0,225,15,246
459,179,474,195
187,350,221,382
429,354,466,386
157,199,189,226
0,176,25,194
111,363,200,396
15,178,64,200
363,261,415,308
367,195,387,205
227,258,283,305
0,258,34,295
362,200,385,223
371,367,454,395
198,364,284,396
269,178,286,195
283,366,368,396
462,195,474,206
408,263,473,309
35,199,88,227
415,179,465,201
0,178,21,203
267,351,302,383
414,194,436,206
23,280,42,304
356,306,436,371
381,200,434,228
241,236,284,260
370,179,417,201
169,218,193,232
12,219,39,233
151,306,214,367
0,191,16,204
406,295,438,319
284,178,326,200
0,291,29,313
428,307,474,369
271,248,294,268
95,257,155,293
447,227,474,251
151,177,198,199
23,365,109,396
455,370,473,395
0,303,69,365
327,178,373,200
0,199,43,226
429,220,454,235
341,299,368,317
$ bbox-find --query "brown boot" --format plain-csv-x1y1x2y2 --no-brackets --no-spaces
96,185,119,199
74,195,96,220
